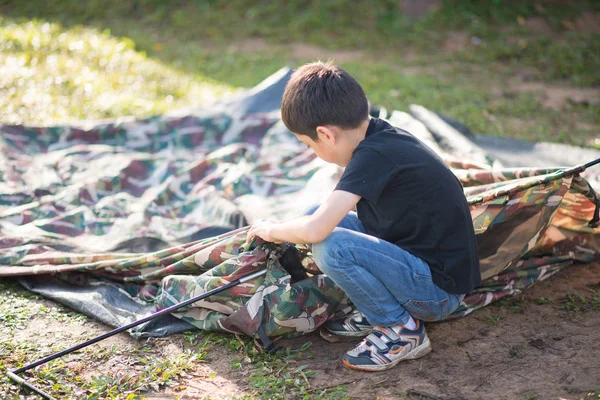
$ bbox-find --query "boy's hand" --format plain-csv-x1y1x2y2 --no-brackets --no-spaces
244,191,360,245
246,221,283,244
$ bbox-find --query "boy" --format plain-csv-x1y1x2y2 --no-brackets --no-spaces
246,62,481,372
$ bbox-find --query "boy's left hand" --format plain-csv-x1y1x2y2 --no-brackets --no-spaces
246,221,283,244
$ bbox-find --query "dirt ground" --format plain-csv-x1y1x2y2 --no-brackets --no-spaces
3,261,598,400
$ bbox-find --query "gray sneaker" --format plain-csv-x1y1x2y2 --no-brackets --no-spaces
326,309,373,337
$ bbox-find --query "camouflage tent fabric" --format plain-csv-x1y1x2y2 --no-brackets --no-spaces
1,69,599,340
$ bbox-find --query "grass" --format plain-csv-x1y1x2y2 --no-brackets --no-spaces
1,341,201,399
560,290,600,312
0,18,232,124
496,290,600,314
494,294,527,313
184,331,349,399
485,312,502,325
0,285,348,399
535,296,552,305
0,278,196,399
0,279,42,329
0,1,598,144
586,389,600,399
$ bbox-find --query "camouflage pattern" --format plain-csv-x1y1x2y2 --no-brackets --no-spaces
157,242,350,338
2,82,600,338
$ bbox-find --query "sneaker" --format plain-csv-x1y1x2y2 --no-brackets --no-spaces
326,309,374,337
342,319,431,372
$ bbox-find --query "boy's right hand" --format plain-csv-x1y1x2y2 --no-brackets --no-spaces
246,221,283,244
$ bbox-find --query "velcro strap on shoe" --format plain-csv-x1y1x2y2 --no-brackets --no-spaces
374,326,400,342
367,333,389,351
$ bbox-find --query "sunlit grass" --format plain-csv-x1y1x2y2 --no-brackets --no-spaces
0,3,598,144
0,18,232,125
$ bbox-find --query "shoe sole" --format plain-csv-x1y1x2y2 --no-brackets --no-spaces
342,336,432,372
325,328,372,337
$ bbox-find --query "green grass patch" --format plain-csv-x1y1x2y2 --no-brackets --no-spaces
494,295,527,313
535,296,552,305
560,291,600,313
1,336,207,399
0,17,232,125
0,1,598,145
463,31,600,86
185,331,349,399
0,279,41,330
485,311,502,325
3,0,599,84
2,285,341,399
586,389,600,399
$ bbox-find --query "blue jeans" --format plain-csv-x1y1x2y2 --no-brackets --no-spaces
309,208,463,327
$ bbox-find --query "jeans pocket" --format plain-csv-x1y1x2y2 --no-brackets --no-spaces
404,298,450,321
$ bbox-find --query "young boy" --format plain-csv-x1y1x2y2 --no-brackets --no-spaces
246,62,481,372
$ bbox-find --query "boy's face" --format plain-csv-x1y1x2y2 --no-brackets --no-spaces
294,128,350,167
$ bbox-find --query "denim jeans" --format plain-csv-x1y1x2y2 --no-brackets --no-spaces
309,208,463,327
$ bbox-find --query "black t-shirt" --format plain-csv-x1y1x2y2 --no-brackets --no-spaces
335,118,481,294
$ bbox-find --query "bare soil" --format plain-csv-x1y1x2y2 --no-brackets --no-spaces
398,0,440,20
283,262,600,400
506,81,599,110
5,261,599,399
573,12,600,36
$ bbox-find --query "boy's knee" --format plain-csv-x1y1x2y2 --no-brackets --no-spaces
312,241,333,275
312,229,351,273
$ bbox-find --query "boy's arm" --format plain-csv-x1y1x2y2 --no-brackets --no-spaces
247,190,360,245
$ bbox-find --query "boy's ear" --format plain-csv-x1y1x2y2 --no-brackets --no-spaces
315,126,337,143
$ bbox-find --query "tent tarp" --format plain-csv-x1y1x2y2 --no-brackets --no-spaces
1,68,599,339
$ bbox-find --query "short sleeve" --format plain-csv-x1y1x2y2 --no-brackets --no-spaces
335,148,400,203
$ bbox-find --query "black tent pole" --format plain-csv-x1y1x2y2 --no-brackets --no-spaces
584,157,600,170
7,268,268,400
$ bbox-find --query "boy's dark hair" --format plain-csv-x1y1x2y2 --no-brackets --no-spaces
281,61,369,140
